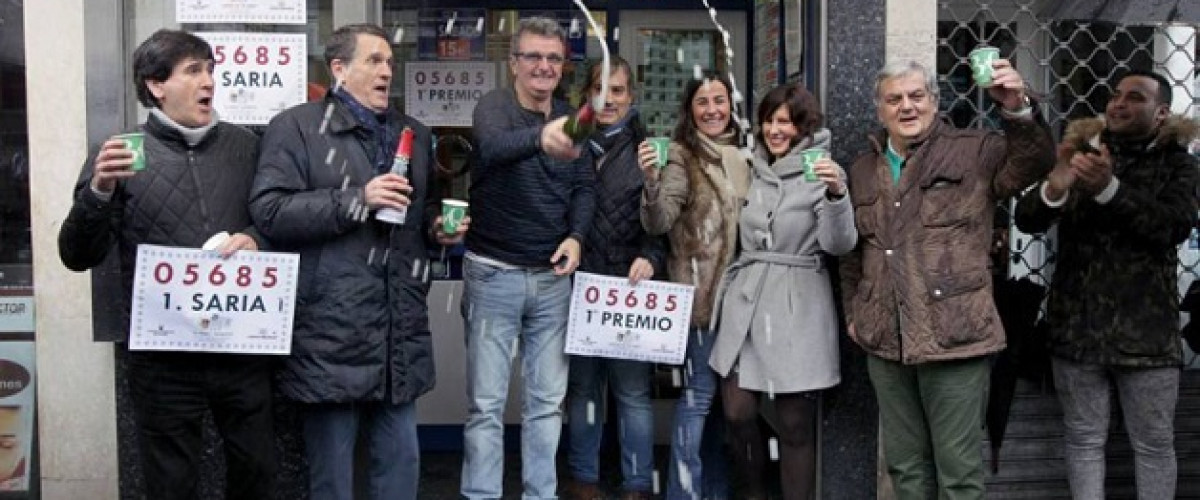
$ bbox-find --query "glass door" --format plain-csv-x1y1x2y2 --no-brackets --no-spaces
619,10,748,137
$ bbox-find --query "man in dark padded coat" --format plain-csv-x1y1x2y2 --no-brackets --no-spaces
250,23,466,500
58,29,275,500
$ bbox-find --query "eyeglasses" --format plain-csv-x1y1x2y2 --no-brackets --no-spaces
512,51,565,65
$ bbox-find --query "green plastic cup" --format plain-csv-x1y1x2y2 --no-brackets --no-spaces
647,137,671,169
116,132,146,171
968,46,1000,87
801,148,827,182
441,199,468,234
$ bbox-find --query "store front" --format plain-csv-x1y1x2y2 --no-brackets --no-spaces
26,1,835,498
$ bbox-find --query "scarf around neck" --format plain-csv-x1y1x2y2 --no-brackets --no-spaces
696,130,751,198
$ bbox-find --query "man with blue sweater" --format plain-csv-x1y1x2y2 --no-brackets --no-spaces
459,16,595,500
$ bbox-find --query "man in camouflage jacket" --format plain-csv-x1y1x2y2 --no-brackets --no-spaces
1014,70,1200,500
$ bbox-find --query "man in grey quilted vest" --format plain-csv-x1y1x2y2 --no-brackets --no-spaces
57,29,275,500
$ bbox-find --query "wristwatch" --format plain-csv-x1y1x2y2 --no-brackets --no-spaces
1002,94,1034,117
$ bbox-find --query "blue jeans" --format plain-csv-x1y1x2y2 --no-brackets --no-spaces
460,258,571,499
567,355,655,492
1053,357,1179,500
301,401,419,500
667,328,729,500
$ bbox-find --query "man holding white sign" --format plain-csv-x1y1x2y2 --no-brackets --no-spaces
58,29,275,500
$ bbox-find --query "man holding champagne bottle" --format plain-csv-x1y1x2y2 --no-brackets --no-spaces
249,23,466,500
459,16,596,500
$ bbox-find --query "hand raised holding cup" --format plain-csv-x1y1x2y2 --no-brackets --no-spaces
802,148,846,197
90,132,144,193
637,138,669,181
968,46,1000,87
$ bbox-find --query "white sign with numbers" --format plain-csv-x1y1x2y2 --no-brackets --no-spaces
566,272,694,365
177,0,306,24
129,244,299,355
196,32,307,125
404,61,496,127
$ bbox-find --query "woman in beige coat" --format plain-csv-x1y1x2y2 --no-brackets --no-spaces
709,84,856,500
638,72,749,500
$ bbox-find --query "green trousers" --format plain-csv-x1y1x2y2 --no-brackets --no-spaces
867,355,989,500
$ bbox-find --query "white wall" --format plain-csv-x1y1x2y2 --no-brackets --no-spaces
26,0,119,497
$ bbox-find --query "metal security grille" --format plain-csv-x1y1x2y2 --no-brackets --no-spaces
936,0,1199,360
935,1,1199,498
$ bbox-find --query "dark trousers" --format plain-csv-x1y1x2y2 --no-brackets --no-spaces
126,350,277,500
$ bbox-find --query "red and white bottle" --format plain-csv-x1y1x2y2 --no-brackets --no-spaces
376,127,415,225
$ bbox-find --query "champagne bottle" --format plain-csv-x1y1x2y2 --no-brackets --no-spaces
376,127,415,225
563,103,596,144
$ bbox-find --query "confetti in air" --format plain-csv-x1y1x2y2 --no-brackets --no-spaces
475,17,484,33
573,0,610,112
445,11,457,35
367,247,376,266
766,379,775,400
319,103,335,134
325,148,336,166
613,26,620,42
412,258,422,279
677,47,686,65
768,437,779,461
699,0,751,150
672,368,682,387
421,259,431,283
340,175,351,191
676,460,694,494
392,27,405,44
339,159,348,175
693,64,704,81
587,400,596,425
652,470,660,494
497,17,506,33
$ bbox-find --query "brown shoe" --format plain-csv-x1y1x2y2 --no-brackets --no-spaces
620,491,653,500
564,480,603,500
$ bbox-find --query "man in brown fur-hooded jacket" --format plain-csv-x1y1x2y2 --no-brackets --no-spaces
1014,69,1200,500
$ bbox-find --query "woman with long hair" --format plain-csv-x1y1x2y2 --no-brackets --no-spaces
637,72,748,500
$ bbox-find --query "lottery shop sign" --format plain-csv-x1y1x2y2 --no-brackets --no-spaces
566,272,694,365
129,245,299,355
196,32,307,125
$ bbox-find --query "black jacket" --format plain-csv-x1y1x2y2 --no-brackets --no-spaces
465,88,595,266
580,111,666,277
1015,115,1200,367
58,113,263,342
250,95,439,404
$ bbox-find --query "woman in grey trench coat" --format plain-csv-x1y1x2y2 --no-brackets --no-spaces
708,84,857,500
